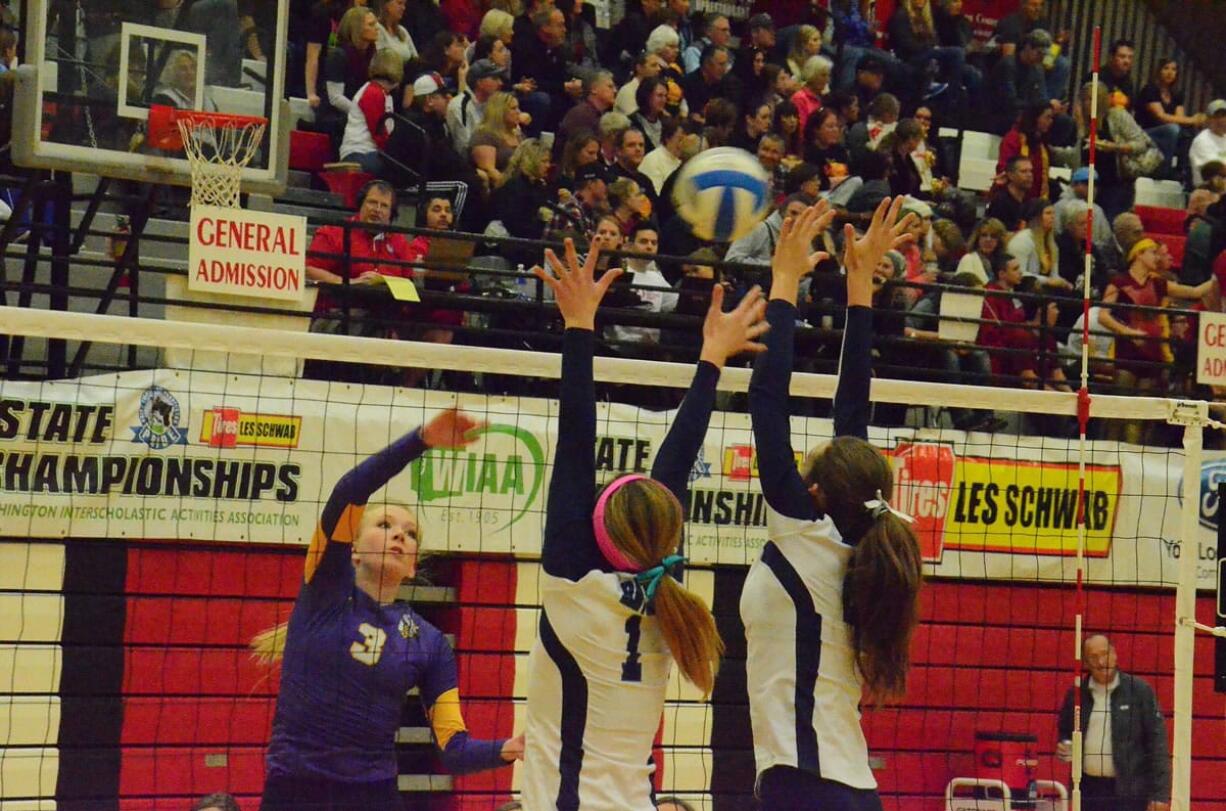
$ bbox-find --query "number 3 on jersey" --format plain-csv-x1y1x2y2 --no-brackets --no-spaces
621,615,642,682
350,622,387,666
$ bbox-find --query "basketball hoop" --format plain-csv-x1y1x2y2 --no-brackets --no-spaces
148,105,268,209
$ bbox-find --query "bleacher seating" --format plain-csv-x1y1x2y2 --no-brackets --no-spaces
1135,177,1187,209
1136,204,1187,235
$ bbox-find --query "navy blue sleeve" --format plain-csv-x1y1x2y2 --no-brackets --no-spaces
439,732,509,775
650,361,720,502
833,305,873,441
542,328,607,581
420,630,510,775
749,300,820,521
305,430,429,591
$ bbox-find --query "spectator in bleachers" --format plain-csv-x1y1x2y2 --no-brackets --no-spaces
151,50,206,111
784,24,822,80
598,111,633,168
387,72,480,193
191,793,240,811
376,0,418,63
338,49,404,175
1007,198,1071,291
314,5,379,141
477,9,515,51
1189,99,1226,187
512,7,581,134
1079,82,1155,222
1113,211,1145,259
726,193,815,267
830,1,907,97
1197,160,1226,195
997,103,1055,202
639,117,689,195
986,31,1051,135
791,55,833,136
400,191,466,383
1019,284,1072,391
607,176,651,236
956,218,1008,284
631,77,671,151
1054,167,1112,256
553,163,609,238
736,16,776,90
559,71,617,151
609,128,659,207
888,0,978,104
557,129,601,189
731,98,774,153
1090,39,1136,107
979,255,1042,385
469,91,524,188
646,25,688,119
303,0,349,109
846,92,899,156
609,0,663,70
802,107,853,196
995,0,1071,102
447,58,506,153
930,218,965,274
607,221,679,347
847,54,889,113
683,13,732,75
417,30,469,92
1056,207,1109,294
883,119,925,199
681,45,740,126
404,0,447,45
616,52,662,115
825,90,860,126
773,99,803,160
1136,58,1204,178
558,0,600,74
846,149,892,214
1099,238,1212,422
985,156,1035,231
1183,189,1220,285
757,133,788,197
492,138,553,263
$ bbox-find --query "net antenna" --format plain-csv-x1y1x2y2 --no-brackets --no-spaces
147,104,268,209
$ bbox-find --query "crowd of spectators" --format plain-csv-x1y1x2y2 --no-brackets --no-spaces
11,0,1226,432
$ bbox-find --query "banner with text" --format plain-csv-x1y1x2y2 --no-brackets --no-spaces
0,369,1213,590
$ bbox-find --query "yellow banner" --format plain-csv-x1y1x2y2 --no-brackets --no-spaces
943,457,1121,556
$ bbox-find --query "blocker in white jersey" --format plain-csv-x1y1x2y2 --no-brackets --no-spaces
744,200,924,810
520,242,764,811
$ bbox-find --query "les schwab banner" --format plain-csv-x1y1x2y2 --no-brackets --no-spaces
0,369,1214,590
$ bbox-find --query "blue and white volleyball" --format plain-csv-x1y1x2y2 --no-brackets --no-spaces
672,147,771,242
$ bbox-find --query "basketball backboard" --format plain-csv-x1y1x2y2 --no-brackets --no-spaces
13,0,291,195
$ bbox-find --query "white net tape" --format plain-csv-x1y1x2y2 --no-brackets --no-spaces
178,117,267,208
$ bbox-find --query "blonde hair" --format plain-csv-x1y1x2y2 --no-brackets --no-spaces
369,48,405,84
476,91,520,144
503,138,551,186
480,9,515,40
906,0,935,41
601,479,724,695
338,6,375,50
788,25,820,71
251,505,418,665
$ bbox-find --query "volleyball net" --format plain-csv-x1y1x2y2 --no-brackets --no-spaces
0,302,1221,811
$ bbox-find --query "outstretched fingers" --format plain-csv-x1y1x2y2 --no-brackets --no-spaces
531,264,561,295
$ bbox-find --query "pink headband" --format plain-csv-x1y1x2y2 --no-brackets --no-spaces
592,474,650,572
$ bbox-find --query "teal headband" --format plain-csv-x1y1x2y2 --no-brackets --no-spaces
634,554,688,602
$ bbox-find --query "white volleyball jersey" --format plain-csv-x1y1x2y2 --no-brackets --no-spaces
740,507,875,790
521,569,672,811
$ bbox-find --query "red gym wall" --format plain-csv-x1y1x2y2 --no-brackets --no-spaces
36,540,1225,811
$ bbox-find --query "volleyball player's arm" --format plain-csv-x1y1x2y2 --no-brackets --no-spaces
422,632,513,774
831,305,872,441
651,360,720,504
749,299,820,521
542,327,608,580
303,430,429,589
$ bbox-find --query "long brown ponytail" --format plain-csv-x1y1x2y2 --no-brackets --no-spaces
804,436,924,701
602,478,725,696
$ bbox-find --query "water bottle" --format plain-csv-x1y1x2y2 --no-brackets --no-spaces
515,264,530,301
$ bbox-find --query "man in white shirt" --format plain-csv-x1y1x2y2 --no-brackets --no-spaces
607,223,678,346
1189,99,1226,187
446,59,506,153
1057,634,1171,811
638,118,693,194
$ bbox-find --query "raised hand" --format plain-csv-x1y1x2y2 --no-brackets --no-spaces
842,196,916,307
532,238,623,331
422,409,486,449
699,285,770,369
769,200,834,305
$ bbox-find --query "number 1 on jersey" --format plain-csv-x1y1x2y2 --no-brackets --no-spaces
621,615,642,682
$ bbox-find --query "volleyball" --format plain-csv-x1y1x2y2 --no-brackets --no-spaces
672,147,771,242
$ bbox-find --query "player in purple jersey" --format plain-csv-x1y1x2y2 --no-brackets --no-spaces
251,409,523,810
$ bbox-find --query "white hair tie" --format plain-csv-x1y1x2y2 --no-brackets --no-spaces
863,489,914,524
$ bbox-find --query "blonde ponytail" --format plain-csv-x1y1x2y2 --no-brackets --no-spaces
652,577,724,696
250,621,290,665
